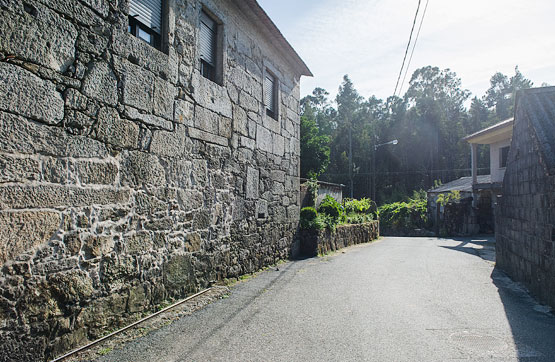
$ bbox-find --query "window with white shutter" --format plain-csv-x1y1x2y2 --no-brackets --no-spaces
129,0,163,49
265,72,278,119
200,10,218,82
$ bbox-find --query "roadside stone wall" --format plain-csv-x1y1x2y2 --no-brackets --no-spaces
299,222,379,257
0,0,303,360
496,102,555,309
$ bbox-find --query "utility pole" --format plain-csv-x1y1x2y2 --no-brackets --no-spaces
373,139,399,202
372,142,376,201
348,124,353,198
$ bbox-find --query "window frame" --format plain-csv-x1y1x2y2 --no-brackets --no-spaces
264,70,279,120
199,7,223,85
128,0,166,51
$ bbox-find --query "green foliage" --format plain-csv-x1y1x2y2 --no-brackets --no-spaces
318,213,338,232
300,88,334,178
410,189,427,202
300,206,317,221
345,212,374,225
300,66,537,204
299,207,323,230
305,178,319,206
436,190,461,207
343,198,373,214
342,198,377,224
98,347,113,356
303,195,378,232
317,195,344,221
300,115,330,178
485,66,533,121
378,195,428,232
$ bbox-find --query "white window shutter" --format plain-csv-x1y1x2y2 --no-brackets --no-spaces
129,0,162,33
265,75,275,112
200,11,216,65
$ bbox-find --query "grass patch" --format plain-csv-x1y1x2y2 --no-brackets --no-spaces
98,347,112,356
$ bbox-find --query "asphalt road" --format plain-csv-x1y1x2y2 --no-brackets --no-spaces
95,237,555,362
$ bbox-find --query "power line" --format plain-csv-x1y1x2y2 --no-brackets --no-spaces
393,0,422,98
398,0,430,96
325,167,489,177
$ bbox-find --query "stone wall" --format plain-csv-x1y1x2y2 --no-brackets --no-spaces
496,101,555,309
299,222,379,257
0,0,304,360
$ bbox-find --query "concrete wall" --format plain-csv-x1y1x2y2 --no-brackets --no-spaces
496,105,555,309
0,0,303,360
315,183,343,208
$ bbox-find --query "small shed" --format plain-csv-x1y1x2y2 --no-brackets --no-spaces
300,178,344,208
427,175,492,235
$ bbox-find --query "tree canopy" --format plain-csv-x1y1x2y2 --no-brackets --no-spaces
300,66,535,203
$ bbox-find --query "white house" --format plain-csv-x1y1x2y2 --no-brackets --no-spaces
427,118,514,235
464,118,514,198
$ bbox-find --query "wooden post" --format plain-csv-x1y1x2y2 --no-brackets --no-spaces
471,142,478,207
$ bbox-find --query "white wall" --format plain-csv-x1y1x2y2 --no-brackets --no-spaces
490,139,511,183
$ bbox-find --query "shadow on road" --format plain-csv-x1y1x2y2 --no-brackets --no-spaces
491,267,555,361
438,236,496,262
438,236,555,360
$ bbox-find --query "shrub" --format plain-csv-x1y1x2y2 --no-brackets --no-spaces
318,213,338,232
300,207,324,230
378,196,428,232
300,206,317,221
436,190,461,207
343,198,369,214
317,195,344,220
305,196,377,231
345,212,374,224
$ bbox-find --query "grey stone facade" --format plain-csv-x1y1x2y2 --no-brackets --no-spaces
496,87,555,310
0,0,310,360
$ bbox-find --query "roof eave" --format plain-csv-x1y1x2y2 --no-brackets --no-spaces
232,0,313,78
463,118,514,144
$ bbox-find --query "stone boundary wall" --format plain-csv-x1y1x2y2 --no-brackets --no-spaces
0,0,303,360
496,101,555,309
299,221,379,257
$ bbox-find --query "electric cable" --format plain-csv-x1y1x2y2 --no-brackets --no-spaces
393,0,422,98
398,0,430,95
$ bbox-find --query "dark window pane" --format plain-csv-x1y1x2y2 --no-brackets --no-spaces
201,60,215,81
500,146,510,168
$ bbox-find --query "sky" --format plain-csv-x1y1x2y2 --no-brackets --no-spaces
257,0,555,104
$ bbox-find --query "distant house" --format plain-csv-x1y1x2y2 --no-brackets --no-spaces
300,178,344,208
427,175,489,235
496,86,555,309
464,117,514,201
427,118,514,234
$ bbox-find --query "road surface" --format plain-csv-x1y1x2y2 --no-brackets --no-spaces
95,236,555,362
